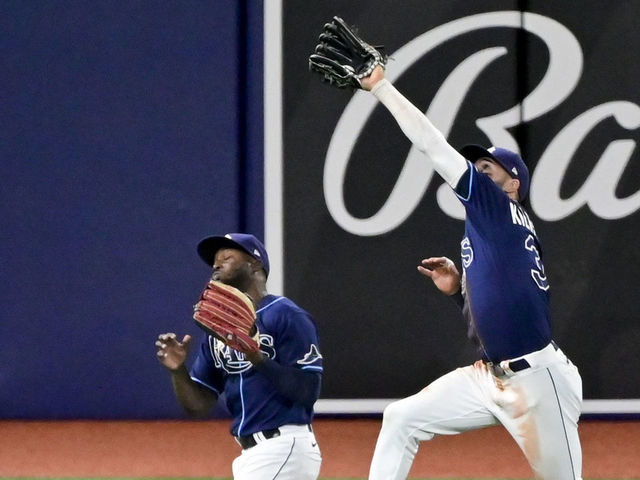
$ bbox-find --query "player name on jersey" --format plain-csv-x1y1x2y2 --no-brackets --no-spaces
510,202,537,236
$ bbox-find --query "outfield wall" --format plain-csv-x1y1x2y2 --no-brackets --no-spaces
3,1,639,419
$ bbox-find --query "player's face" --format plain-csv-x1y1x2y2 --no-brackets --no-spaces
212,248,254,289
475,158,513,192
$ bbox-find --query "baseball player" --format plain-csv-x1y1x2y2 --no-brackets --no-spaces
309,18,582,479
359,66,583,479
156,233,323,480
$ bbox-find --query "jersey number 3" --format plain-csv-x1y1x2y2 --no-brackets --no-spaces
525,234,550,291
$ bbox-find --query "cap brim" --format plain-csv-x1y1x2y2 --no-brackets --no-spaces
459,144,496,162
460,144,518,182
196,236,251,267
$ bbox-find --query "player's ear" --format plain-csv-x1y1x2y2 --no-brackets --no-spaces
505,178,520,195
249,258,264,275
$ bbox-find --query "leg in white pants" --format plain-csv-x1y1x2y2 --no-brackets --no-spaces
369,366,499,480
494,358,583,479
368,353,582,480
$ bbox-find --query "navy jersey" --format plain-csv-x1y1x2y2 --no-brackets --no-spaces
189,294,323,436
455,163,551,362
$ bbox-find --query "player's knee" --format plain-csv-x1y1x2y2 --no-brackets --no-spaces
381,399,413,430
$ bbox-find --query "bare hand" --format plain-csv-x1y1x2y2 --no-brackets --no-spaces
360,65,386,91
418,257,461,295
156,333,192,371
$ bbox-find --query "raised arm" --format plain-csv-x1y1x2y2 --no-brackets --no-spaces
309,19,470,191
362,66,469,189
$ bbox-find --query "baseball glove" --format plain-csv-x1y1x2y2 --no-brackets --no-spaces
308,16,387,89
193,281,260,353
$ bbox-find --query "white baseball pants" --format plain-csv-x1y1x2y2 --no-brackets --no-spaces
369,343,583,479
232,424,321,480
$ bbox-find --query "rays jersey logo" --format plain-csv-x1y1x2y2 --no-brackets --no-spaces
210,334,277,374
297,344,323,365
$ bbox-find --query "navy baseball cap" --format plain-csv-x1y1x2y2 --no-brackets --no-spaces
460,144,530,201
197,233,270,277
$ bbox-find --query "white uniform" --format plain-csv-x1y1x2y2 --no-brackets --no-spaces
369,344,582,479
232,424,321,480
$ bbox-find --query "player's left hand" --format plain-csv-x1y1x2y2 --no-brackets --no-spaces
193,281,260,354
418,257,461,295
308,16,387,90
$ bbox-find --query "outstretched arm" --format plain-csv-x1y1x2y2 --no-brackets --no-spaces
361,66,469,189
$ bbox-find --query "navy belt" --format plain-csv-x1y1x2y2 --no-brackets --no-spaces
236,428,281,449
487,358,530,377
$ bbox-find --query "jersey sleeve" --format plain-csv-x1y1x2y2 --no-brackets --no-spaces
188,334,225,395
273,309,323,373
454,163,514,235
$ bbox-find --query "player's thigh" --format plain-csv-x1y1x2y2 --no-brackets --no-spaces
232,434,321,480
502,361,582,479
382,366,498,436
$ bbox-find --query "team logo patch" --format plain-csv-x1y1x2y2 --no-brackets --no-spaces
297,344,322,365
210,334,276,374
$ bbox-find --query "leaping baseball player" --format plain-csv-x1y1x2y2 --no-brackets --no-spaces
309,17,583,479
